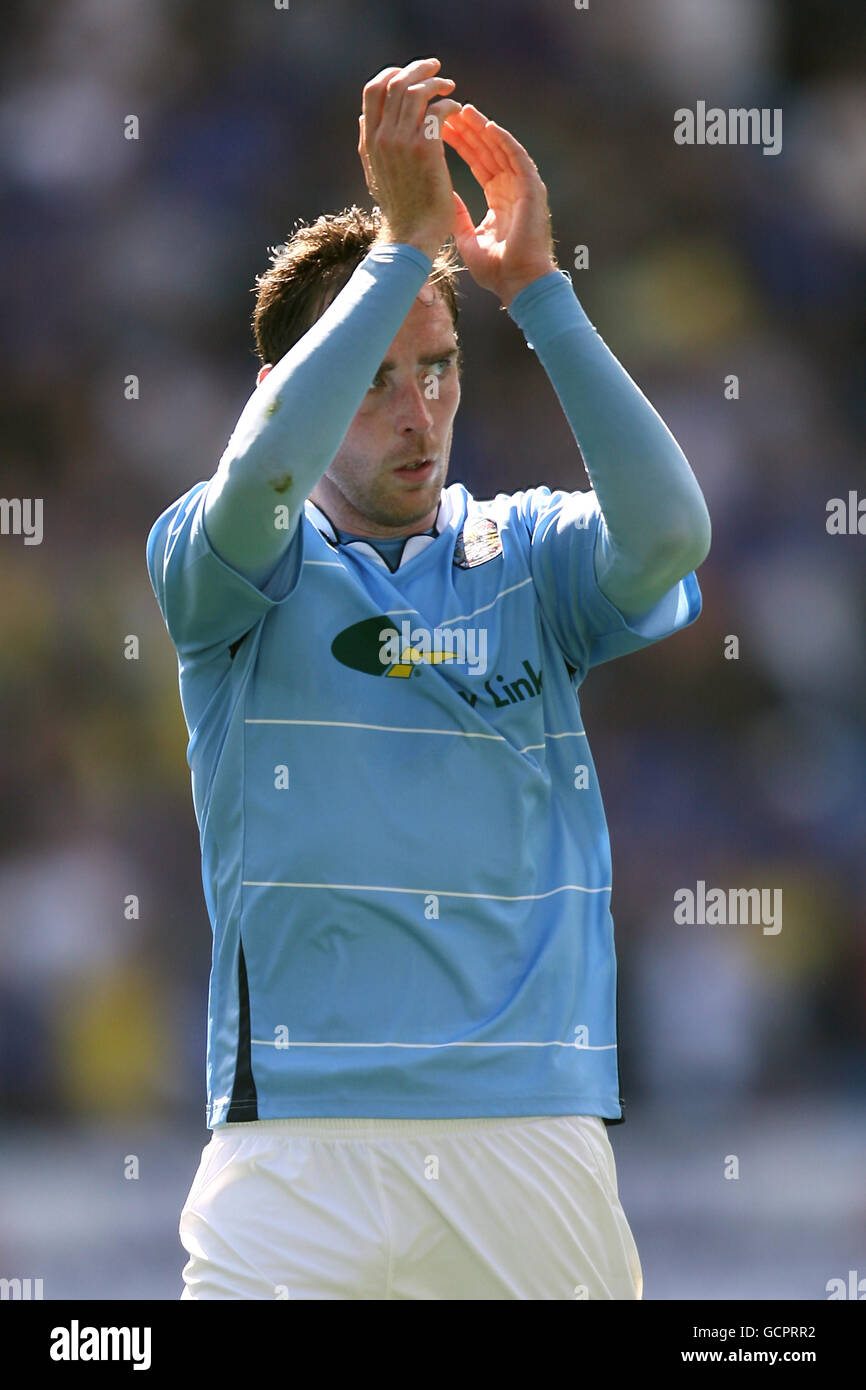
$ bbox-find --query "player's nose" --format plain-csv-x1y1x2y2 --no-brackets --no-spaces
394,376,435,433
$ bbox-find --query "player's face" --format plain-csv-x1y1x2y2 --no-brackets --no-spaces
311,282,460,536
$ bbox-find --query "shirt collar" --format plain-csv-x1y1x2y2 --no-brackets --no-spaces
304,490,452,571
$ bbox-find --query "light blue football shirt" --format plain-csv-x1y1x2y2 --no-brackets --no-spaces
147,476,701,1125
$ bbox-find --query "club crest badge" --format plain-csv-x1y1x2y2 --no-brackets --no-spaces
453,516,503,569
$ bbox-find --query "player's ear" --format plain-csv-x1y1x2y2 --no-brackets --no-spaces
256,364,273,386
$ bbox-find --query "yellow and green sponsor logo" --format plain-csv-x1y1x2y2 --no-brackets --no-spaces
331,617,486,677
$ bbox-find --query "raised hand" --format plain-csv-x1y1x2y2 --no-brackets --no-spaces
359,58,463,262
441,105,558,306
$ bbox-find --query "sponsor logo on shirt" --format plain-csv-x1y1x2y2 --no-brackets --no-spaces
331,616,542,704
331,616,481,677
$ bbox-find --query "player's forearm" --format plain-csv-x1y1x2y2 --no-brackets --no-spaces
507,271,711,614
204,243,433,582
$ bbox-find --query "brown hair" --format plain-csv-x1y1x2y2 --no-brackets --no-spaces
252,205,462,367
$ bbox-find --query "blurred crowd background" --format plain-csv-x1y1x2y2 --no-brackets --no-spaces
0,0,864,1298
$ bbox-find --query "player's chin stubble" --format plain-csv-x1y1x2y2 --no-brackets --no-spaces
340,463,447,532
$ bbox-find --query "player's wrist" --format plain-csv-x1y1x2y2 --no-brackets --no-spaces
374,225,442,263
497,261,560,309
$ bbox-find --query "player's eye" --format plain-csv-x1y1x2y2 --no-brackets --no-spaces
368,356,456,393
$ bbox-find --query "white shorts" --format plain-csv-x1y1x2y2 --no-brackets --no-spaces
179,1113,642,1300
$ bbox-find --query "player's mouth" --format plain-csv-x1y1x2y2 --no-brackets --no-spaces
393,457,435,481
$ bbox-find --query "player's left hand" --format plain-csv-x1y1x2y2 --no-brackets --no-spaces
441,105,558,307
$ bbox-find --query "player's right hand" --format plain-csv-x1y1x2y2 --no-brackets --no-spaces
359,58,462,260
